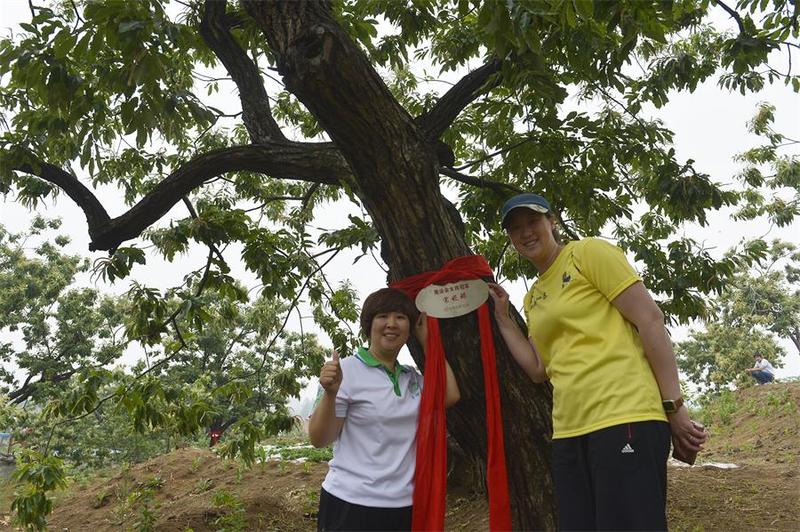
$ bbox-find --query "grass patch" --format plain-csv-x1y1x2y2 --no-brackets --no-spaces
699,389,740,426
210,489,248,531
0,477,14,512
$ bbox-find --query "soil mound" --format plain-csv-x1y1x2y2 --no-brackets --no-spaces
1,382,798,530
701,380,800,466
45,447,326,531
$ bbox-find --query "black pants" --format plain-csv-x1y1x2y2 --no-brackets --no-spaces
552,421,671,531
317,487,412,531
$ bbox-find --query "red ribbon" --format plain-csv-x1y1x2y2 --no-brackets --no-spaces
391,255,512,532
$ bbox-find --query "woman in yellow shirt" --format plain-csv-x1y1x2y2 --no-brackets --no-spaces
489,193,707,531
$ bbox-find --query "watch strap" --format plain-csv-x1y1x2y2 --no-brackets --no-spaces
662,397,684,414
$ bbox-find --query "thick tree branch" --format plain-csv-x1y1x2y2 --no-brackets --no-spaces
199,0,286,142
9,368,77,404
16,159,111,230
416,58,502,139
714,0,746,34
439,167,522,196
96,142,347,251
243,0,469,274
15,141,348,251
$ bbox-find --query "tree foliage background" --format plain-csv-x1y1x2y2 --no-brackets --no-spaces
677,239,800,393
0,0,798,528
0,218,326,527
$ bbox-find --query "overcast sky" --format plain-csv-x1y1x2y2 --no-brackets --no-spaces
1,1,798,403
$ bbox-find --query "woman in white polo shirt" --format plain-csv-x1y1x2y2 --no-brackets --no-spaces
309,288,460,531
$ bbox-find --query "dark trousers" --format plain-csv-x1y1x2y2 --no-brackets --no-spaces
317,487,412,531
751,370,774,384
552,420,671,531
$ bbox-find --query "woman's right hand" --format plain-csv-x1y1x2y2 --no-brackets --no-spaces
319,350,343,395
487,282,510,322
487,282,548,382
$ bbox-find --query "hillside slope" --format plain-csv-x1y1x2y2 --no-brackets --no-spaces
667,381,800,531
700,380,800,466
2,382,798,531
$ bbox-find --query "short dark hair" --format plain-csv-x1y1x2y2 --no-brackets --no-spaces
359,288,419,339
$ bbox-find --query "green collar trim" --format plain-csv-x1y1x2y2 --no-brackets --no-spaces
357,347,409,397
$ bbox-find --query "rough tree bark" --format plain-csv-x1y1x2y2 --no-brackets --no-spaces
13,0,557,527
242,2,556,528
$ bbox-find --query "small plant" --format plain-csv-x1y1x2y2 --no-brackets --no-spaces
193,478,213,493
94,490,112,508
210,489,248,532
254,445,268,464
699,389,739,426
277,461,288,475
132,488,158,532
191,456,203,473
235,462,247,484
10,450,68,531
142,475,165,490
303,488,319,516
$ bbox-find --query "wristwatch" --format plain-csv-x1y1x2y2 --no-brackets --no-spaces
662,397,684,414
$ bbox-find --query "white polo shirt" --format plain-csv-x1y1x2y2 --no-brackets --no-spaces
321,348,423,507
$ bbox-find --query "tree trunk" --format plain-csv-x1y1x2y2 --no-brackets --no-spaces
242,1,557,527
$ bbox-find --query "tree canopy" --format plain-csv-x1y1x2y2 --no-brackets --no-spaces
1,0,796,325
0,219,328,528
677,239,799,393
0,217,126,404
0,0,798,528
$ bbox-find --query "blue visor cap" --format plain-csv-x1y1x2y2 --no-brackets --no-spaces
500,193,551,228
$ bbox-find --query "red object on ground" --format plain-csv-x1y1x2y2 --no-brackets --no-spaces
391,255,512,532
209,430,223,446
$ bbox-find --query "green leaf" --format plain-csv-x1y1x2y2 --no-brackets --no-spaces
52,30,77,59
573,0,594,19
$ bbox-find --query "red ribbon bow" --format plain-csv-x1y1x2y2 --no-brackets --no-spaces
391,255,512,532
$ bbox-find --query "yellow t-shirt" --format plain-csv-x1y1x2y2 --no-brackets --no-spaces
523,238,667,439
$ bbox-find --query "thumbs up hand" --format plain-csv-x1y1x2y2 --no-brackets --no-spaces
319,350,343,395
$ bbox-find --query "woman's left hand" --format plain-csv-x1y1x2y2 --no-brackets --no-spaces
415,312,429,347
668,406,707,455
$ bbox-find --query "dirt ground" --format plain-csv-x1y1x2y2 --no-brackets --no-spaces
664,380,800,532
1,382,798,531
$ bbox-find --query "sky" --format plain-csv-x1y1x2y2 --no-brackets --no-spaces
1,1,799,412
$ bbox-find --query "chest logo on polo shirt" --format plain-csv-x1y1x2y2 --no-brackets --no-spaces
561,272,572,288
530,289,548,308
